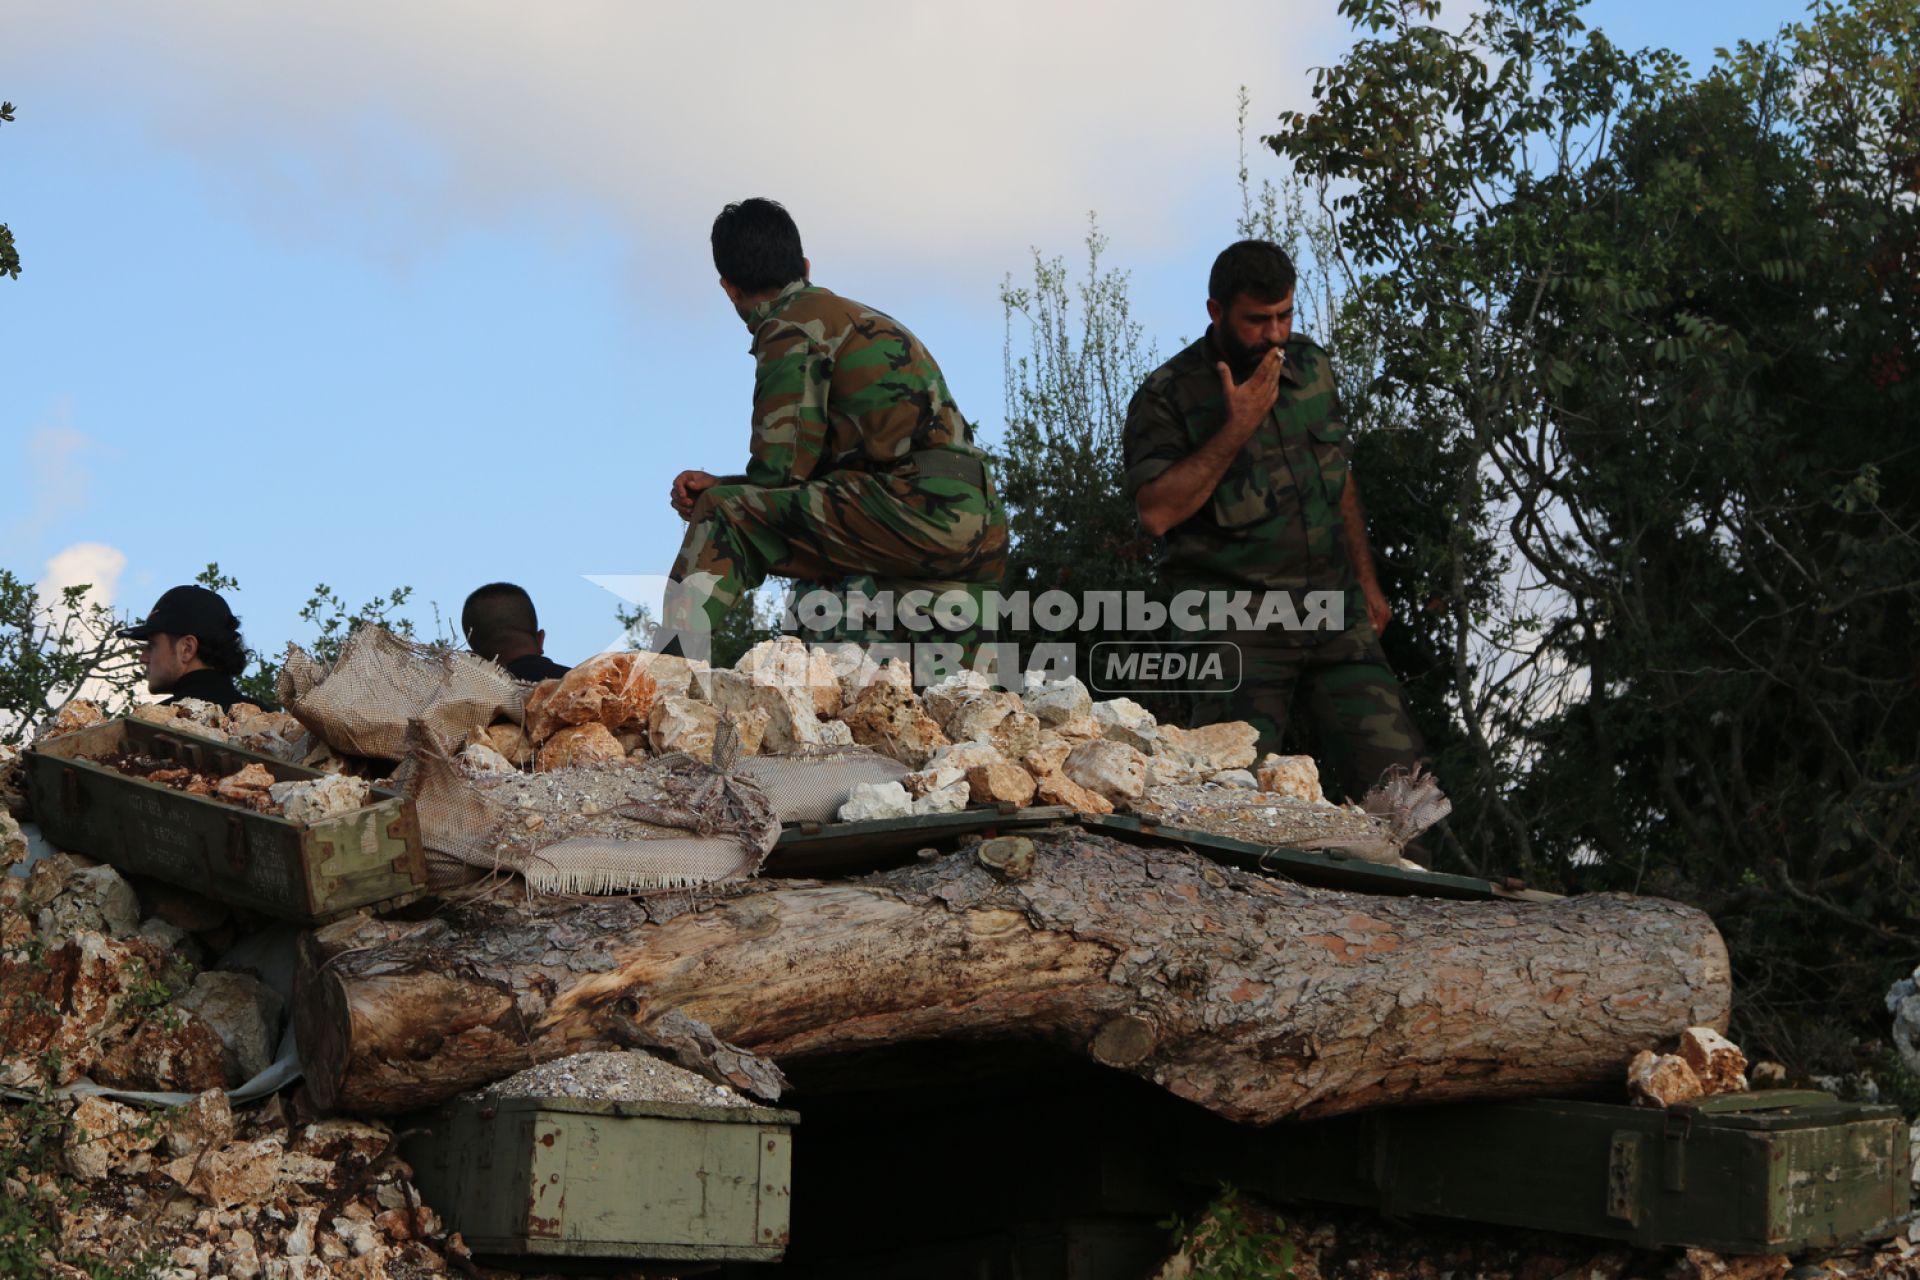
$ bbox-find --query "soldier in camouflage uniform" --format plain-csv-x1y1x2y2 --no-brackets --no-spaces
1122,239,1425,806
662,198,1007,661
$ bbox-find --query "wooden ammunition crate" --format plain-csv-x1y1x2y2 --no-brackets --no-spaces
1212,1090,1909,1255
24,718,424,924
403,1096,797,1262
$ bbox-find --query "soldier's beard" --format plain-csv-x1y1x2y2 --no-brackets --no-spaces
1214,327,1276,381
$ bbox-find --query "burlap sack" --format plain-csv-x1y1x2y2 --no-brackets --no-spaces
401,723,779,895
278,626,526,761
734,750,911,824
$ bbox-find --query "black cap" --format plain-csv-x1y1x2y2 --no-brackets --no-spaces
118,585,240,643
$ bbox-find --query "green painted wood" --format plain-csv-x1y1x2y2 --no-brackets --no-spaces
1209,1092,1909,1254
24,719,424,923
766,805,1076,877
402,1096,796,1261
1081,812,1519,900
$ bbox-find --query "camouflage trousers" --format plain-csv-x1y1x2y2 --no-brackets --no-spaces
664,466,1008,655
1190,621,1425,802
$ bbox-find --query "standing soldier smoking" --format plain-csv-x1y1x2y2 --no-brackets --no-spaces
1123,239,1426,808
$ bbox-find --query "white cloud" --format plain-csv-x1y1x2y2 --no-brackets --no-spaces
40,541,127,614
7,2,1344,282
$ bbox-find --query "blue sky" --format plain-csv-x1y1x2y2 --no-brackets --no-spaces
2,0,1814,670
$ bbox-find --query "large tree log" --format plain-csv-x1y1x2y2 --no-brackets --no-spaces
295,830,1730,1122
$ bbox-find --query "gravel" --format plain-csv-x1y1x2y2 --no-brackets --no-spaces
474,1051,753,1108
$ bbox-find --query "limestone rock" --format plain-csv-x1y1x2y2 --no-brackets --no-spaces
1023,739,1073,778
0,742,23,812
1049,713,1102,741
736,636,843,719
214,763,277,811
1035,771,1115,815
1256,753,1326,804
708,667,833,753
457,742,516,777
525,653,657,742
1210,769,1258,789
937,688,1042,761
1750,1060,1788,1088
630,652,699,702
164,1135,285,1209
165,1089,234,1161
965,763,1037,807
902,764,966,798
1023,676,1092,727
1159,722,1260,773
0,931,168,1086
479,723,534,768
923,670,996,725
42,699,106,740
136,917,204,969
64,1096,159,1181
227,710,311,762
648,695,722,761
837,781,913,823
1678,1027,1748,1095
816,642,883,707
38,864,140,940
267,774,372,825
92,1007,229,1093
536,722,625,772
841,661,950,768
912,783,970,815
1627,1049,1705,1107
24,853,74,914
1064,739,1149,806
172,698,228,731
1093,698,1159,753
178,971,285,1085
129,700,231,742
1148,756,1203,787
925,740,1016,775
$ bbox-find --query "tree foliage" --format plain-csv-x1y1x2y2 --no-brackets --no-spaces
1270,0,1920,1061
0,571,141,744
1,100,18,281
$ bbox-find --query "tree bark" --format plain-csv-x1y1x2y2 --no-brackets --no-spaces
295,829,1730,1123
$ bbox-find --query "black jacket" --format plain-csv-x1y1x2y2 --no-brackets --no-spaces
505,653,572,683
162,668,272,712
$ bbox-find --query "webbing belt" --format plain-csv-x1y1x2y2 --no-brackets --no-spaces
904,448,988,488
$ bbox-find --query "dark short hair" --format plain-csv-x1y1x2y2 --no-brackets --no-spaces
1209,240,1297,308
462,582,539,660
711,198,806,293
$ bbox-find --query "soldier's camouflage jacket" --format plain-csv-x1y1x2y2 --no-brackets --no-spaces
742,281,985,485
1122,331,1359,629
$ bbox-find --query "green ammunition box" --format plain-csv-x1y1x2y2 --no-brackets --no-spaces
24,718,424,924
403,1095,798,1262
1213,1090,1909,1254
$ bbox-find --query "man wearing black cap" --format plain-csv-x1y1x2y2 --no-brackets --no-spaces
118,585,264,711
461,582,571,683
